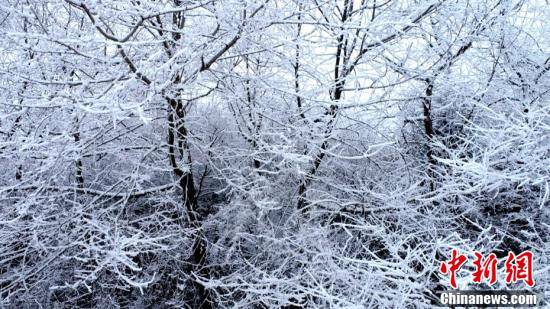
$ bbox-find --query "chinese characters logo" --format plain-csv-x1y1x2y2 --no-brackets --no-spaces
439,249,535,289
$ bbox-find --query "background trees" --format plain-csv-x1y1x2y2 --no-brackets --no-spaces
0,0,548,307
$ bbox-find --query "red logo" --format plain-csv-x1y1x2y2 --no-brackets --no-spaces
439,250,535,289
505,251,535,287
439,249,468,289
472,251,498,286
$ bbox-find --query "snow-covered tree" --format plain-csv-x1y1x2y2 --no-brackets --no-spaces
0,0,547,307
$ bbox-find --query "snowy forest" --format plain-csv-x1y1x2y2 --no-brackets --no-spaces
0,0,548,307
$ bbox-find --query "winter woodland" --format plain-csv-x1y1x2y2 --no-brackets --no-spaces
0,0,548,307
